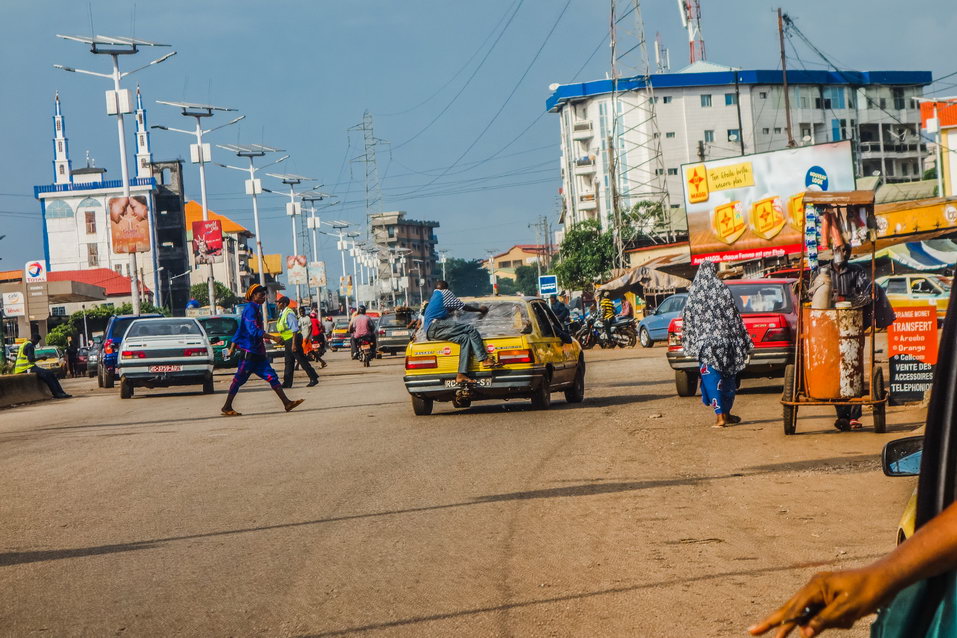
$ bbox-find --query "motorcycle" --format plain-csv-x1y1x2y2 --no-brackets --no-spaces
573,316,599,349
356,336,375,367
583,316,638,349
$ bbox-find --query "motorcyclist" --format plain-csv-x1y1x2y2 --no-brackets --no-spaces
348,305,376,360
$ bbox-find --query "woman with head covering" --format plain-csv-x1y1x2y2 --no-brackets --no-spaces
681,261,752,427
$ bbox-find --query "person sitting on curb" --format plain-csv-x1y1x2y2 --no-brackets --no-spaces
14,334,72,399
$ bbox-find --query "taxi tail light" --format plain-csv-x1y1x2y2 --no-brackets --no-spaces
183,348,207,357
121,350,146,359
497,349,533,364
763,325,791,342
378,329,386,336
406,355,437,370
103,339,115,355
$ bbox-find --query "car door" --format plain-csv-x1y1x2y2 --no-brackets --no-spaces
529,301,569,382
648,297,677,340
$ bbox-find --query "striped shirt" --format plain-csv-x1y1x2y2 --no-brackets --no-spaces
423,289,465,331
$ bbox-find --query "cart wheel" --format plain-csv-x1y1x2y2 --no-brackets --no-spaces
783,364,799,435
872,366,887,434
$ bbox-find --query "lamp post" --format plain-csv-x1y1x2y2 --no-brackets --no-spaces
152,101,243,311
438,250,448,280
412,258,425,307
265,173,323,307
54,34,176,315
300,193,337,309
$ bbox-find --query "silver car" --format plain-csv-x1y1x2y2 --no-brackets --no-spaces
117,317,215,399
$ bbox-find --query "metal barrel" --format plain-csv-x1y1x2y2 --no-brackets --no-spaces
801,304,865,399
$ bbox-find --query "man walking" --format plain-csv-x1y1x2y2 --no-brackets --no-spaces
277,296,318,388
15,334,72,399
221,285,303,416
423,280,501,385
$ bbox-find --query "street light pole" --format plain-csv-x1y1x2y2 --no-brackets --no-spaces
55,35,177,315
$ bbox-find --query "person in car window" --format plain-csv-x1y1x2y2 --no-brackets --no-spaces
423,280,500,385
550,294,571,325
221,285,303,416
681,261,752,428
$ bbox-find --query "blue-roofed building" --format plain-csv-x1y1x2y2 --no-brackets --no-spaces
547,62,933,234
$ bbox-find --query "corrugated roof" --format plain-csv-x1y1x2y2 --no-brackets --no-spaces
184,201,250,235
47,268,151,295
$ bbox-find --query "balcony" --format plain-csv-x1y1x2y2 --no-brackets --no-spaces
572,121,594,140
578,193,598,211
858,141,928,156
574,156,596,175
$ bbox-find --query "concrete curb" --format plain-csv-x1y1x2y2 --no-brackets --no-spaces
0,373,53,409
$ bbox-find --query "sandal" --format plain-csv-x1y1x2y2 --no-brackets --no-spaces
482,360,504,369
849,419,863,430
285,399,304,413
726,415,742,424
221,409,242,417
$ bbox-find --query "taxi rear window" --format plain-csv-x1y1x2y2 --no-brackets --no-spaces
458,302,531,338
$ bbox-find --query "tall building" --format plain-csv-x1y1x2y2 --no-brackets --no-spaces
548,63,933,232
370,211,439,306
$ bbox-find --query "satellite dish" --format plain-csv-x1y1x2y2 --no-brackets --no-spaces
729,134,739,141
549,83,560,91
802,135,812,142
872,170,881,177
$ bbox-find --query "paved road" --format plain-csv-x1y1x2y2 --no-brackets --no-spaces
0,346,919,637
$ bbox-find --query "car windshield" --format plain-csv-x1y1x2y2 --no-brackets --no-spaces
334,321,348,330
730,284,791,314
110,317,139,341
456,301,531,338
36,348,59,358
200,317,238,336
127,319,202,337
379,314,407,328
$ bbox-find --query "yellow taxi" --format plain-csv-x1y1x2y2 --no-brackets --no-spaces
403,296,585,415
877,274,950,324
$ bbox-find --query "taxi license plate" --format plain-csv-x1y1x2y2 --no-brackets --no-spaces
445,378,492,388
149,365,182,373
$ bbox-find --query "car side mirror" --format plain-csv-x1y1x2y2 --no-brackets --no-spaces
882,435,923,477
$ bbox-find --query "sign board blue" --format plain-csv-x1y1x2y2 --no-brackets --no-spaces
538,275,558,296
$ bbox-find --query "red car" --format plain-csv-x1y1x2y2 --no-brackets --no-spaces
666,278,798,396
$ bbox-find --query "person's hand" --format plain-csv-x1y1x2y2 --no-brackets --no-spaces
748,566,897,638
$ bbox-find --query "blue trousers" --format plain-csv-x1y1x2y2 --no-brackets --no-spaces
699,363,736,415
427,318,488,374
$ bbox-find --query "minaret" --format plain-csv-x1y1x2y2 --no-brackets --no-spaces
133,85,153,178
52,92,72,185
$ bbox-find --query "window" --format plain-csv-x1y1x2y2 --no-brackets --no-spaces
667,168,679,175
883,278,906,294
879,97,887,110
654,168,664,175
703,130,714,143
774,127,782,134
85,211,96,234
727,128,741,141
87,244,99,267
893,87,906,110
762,127,770,135
759,91,768,99
801,96,809,109
665,131,676,139
911,278,937,296
653,132,660,139
57,141,63,153
530,303,555,337
387,226,395,238
58,165,65,176
51,306,67,317
700,94,712,107
724,93,737,106
801,126,811,139
662,96,672,104
114,264,124,275
670,204,680,209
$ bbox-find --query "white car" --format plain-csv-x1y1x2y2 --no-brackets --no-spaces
117,317,216,399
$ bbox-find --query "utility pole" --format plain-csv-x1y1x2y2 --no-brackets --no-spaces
697,140,706,162
778,8,796,148
349,111,387,240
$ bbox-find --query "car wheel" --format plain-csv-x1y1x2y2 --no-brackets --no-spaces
103,367,115,389
120,377,133,399
531,377,552,409
203,376,215,394
411,394,433,416
872,366,886,433
330,347,338,352
639,327,654,348
675,369,699,397
564,360,586,404
783,363,799,435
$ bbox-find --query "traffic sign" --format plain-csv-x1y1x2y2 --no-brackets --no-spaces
538,274,558,296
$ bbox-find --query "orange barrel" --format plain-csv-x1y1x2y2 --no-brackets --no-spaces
801,303,864,399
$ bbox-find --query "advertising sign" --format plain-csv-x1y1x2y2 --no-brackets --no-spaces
192,219,224,264
24,260,47,283
339,275,353,296
308,261,327,288
1,292,25,317
682,141,854,264
108,195,151,254
887,306,939,405
538,274,558,296
286,255,308,285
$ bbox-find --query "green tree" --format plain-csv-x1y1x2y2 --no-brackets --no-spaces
45,302,168,347
513,265,540,296
189,282,241,308
496,277,518,295
552,219,615,291
444,258,492,297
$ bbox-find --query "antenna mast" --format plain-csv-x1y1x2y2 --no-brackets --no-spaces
349,111,386,240
677,0,706,64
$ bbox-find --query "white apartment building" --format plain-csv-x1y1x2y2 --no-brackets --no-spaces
548,62,933,231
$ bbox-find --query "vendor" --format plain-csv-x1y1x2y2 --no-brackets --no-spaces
830,244,895,431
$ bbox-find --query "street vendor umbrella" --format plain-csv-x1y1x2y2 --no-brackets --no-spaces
597,263,691,297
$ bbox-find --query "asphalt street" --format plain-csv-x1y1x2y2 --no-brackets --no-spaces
0,346,920,637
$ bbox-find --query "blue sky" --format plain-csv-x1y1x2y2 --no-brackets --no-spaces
1,0,954,283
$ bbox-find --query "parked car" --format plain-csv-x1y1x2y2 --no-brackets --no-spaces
877,273,950,325
403,296,585,415
376,312,413,356
196,315,240,367
264,320,284,361
329,319,351,351
97,313,164,388
85,346,99,377
666,279,798,396
33,347,67,378
637,293,687,348
117,317,216,399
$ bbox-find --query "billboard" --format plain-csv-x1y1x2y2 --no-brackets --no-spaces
286,255,308,285
192,219,224,264
2,292,25,317
108,195,151,254
308,261,327,288
682,141,854,264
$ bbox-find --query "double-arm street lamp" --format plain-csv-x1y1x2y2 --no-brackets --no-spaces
54,34,177,315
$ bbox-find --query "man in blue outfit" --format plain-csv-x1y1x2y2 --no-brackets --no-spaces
422,280,501,385
221,284,303,416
